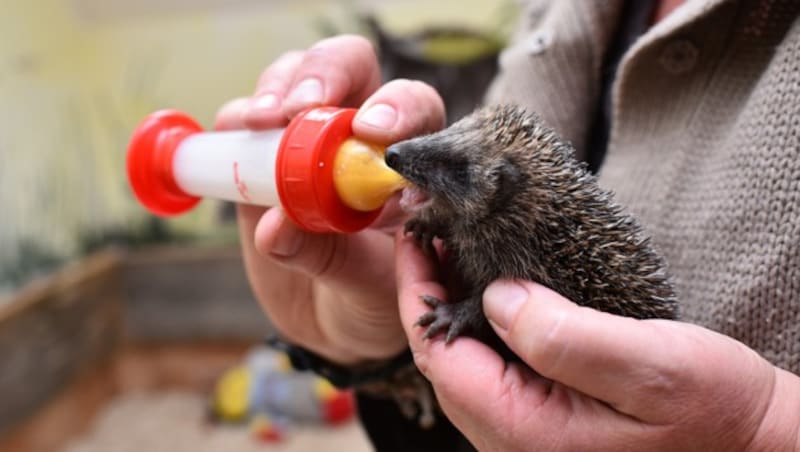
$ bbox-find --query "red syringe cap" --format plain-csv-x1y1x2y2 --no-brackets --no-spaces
276,107,382,233
127,110,202,216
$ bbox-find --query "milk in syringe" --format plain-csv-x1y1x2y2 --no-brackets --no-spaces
174,128,283,206
127,107,407,233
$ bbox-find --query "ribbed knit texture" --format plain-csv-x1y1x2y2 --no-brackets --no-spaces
486,0,625,161
487,0,800,372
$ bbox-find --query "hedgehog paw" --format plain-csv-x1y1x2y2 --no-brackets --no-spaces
404,219,436,256
415,295,473,343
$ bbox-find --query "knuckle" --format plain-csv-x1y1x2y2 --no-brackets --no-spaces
297,46,342,75
634,359,685,398
214,97,248,119
257,50,305,86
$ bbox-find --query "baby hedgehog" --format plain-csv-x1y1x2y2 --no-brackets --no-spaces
385,104,677,343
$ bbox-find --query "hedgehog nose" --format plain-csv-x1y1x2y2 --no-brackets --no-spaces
385,145,402,170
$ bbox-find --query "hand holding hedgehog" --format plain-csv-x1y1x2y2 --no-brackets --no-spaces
396,243,800,451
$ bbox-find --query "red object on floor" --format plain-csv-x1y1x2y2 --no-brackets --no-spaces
322,390,356,425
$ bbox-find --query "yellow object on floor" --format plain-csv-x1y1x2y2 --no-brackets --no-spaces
211,347,356,441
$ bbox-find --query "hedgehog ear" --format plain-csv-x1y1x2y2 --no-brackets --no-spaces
493,158,521,205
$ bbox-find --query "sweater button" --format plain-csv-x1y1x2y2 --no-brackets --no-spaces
658,39,699,74
527,30,550,55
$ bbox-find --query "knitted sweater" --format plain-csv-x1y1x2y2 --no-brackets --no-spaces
486,0,800,372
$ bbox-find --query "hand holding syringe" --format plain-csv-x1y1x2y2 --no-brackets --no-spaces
127,107,407,233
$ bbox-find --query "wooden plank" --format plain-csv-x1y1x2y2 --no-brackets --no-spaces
112,341,253,393
0,250,124,439
0,245,275,447
122,246,272,341
0,342,252,452
0,362,117,452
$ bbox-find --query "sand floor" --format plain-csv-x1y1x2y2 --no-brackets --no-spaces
61,392,372,452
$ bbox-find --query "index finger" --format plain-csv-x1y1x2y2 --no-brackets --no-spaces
280,35,382,117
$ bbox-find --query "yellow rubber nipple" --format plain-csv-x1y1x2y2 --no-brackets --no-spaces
333,138,408,212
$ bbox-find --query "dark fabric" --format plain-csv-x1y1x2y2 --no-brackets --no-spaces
356,394,475,452
586,0,657,172
268,336,414,389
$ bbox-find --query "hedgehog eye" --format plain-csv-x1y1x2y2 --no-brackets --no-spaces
451,167,470,187
492,158,521,205
438,156,470,187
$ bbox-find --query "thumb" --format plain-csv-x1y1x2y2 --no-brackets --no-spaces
482,280,534,336
482,279,661,385
254,207,395,288
482,279,584,376
483,279,694,416
352,79,445,144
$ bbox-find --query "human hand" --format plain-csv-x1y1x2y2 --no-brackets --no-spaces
396,234,800,451
215,35,445,365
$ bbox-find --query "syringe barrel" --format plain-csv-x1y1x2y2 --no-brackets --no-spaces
173,130,283,207
127,107,386,234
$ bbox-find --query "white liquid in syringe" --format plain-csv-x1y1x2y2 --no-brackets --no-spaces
172,129,283,207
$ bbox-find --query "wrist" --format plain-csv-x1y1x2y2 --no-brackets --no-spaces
313,330,408,366
285,315,406,367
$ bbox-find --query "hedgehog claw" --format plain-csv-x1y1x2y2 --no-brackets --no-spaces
404,219,436,256
420,295,439,309
421,318,452,340
416,295,473,343
415,311,437,327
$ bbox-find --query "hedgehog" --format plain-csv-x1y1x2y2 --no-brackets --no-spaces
385,104,677,344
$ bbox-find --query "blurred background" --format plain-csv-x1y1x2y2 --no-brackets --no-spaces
0,0,514,450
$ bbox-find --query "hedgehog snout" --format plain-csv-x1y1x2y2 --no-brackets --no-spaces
385,144,402,171
385,137,436,179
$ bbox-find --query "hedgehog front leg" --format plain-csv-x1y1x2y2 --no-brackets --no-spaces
404,218,439,256
415,294,486,343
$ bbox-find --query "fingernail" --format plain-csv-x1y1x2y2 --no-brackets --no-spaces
269,219,304,257
250,93,279,112
356,103,398,130
285,78,324,105
483,281,528,331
